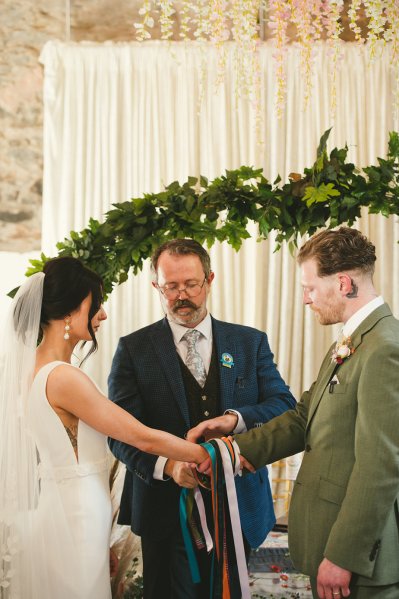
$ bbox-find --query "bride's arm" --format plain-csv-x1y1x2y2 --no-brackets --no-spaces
45,364,207,464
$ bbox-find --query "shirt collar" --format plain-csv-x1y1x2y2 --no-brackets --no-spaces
342,296,384,338
168,312,212,344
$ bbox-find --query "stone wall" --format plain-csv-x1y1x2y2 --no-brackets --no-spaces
0,0,139,252
1,1,61,251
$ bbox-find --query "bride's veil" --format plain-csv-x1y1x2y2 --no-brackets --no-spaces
0,273,84,598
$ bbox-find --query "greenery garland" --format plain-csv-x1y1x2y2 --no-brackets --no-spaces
22,129,399,298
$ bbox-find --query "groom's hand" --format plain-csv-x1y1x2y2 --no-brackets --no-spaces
164,459,198,488
186,414,238,443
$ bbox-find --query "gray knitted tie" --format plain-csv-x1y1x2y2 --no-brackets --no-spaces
183,329,207,387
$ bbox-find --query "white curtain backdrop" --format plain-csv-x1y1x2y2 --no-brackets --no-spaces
39,40,399,404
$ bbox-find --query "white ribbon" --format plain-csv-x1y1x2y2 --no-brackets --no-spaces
193,487,214,553
213,438,251,599
192,439,251,599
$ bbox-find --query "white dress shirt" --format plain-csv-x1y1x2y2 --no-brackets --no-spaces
342,295,384,338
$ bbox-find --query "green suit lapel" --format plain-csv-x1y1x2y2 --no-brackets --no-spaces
307,352,337,428
349,303,391,350
307,303,392,429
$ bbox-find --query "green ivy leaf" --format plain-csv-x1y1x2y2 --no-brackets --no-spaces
303,183,341,207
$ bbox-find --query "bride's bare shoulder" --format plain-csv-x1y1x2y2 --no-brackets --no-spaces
47,362,89,381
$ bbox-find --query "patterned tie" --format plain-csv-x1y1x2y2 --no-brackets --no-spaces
183,329,207,387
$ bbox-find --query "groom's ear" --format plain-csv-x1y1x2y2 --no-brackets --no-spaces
337,273,352,296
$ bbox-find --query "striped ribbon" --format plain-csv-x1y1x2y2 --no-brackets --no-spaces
179,437,251,599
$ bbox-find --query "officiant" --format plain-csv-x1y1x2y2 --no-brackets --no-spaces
107,238,295,599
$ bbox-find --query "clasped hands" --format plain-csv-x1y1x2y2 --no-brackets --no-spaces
165,414,255,489
169,418,352,599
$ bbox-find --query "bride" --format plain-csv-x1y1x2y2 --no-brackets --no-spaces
0,256,206,599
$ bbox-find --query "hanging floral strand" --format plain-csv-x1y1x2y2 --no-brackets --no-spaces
322,0,344,116
363,0,387,60
290,0,320,108
209,0,229,85
348,0,363,43
133,1,399,119
179,0,192,40
383,0,399,118
231,0,259,98
268,0,291,118
158,0,176,40
134,0,155,40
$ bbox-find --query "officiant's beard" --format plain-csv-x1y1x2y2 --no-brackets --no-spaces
167,298,207,327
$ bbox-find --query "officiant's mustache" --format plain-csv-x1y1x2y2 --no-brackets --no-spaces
172,299,198,311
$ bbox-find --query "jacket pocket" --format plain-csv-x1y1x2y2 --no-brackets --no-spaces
318,477,346,505
329,384,347,395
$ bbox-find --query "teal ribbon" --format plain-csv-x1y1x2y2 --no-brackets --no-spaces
179,439,237,595
179,487,201,584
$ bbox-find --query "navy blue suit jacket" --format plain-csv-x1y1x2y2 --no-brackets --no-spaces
108,316,295,548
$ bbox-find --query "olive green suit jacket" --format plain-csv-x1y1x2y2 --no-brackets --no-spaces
235,304,399,585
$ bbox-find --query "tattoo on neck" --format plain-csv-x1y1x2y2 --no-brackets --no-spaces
346,279,358,298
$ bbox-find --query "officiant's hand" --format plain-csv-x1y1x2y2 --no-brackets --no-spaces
186,413,238,443
239,454,256,474
164,459,198,488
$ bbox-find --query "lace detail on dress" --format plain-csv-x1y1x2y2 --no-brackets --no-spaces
65,424,78,459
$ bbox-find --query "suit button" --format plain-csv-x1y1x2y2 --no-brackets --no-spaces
305,444,312,452
204,411,210,417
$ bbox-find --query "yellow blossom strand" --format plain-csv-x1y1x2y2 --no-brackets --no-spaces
268,0,291,119
383,0,399,61
290,0,317,109
192,0,211,111
158,0,176,40
383,0,399,120
134,0,155,41
179,0,192,40
322,0,344,118
363,0,387,60
348,0,363,43
209,0,229,85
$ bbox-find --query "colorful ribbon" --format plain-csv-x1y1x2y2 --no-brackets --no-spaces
180,437,250,599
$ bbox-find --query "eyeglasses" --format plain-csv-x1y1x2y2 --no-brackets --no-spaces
156,277,207,300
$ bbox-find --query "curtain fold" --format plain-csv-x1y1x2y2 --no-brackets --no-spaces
40,40,399,513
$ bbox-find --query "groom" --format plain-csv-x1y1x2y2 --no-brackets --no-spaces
190,227,399,599
108,238,295,599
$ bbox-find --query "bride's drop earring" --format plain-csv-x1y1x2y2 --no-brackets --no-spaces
64,317,71,340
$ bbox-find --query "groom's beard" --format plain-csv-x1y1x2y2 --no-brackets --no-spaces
310,305,342,325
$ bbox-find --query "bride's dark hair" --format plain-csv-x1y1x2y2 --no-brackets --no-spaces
41,257,104,359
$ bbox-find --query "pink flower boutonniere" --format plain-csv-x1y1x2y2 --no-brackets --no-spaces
331,337,355,365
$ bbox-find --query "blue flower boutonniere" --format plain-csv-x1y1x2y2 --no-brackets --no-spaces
331,337,355,365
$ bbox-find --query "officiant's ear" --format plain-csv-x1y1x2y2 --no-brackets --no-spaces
206,271,215,285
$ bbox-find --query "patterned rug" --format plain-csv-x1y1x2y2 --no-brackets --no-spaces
248,531,312,598
249,547,298,574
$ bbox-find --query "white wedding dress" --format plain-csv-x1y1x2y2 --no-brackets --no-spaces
26,361,113,599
